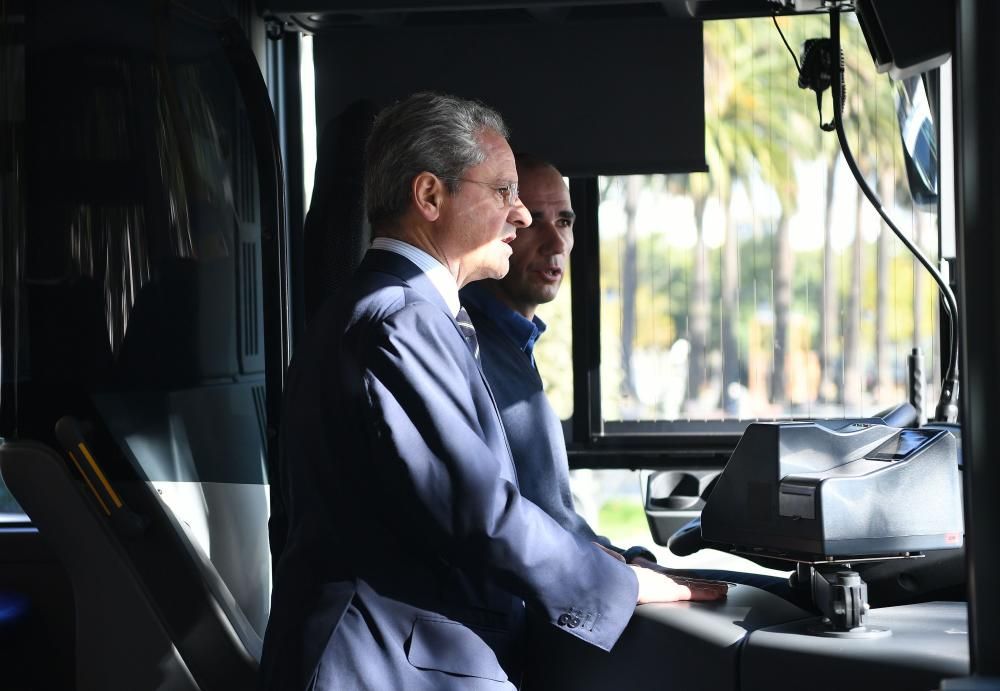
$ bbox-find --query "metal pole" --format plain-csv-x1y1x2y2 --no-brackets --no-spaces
952,0,1000,681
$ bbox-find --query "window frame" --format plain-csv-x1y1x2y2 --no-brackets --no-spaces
568,177,747,469
566,131,949,471
561,21,952,471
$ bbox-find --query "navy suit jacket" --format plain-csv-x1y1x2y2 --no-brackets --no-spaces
260,249,638,690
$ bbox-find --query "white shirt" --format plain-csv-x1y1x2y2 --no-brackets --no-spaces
370,237,461,318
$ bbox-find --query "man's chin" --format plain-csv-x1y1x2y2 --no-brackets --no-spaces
501,286,559,309
527,281,560,305
493,251,513,279
475,259,510,283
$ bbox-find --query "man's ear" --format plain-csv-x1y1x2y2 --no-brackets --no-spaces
412,172,445,222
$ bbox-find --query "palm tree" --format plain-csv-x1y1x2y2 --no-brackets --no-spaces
841,24,902,410
797,12,902,410
729,22,815,408
819,151,840,403
670,174,711,406
699,18,811,412
620,175,641,404
617,14,894,418
844,183,865,411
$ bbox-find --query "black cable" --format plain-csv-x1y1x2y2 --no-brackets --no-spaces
827,9,960,422
772,15,801,74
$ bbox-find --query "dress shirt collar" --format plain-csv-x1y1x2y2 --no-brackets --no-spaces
370,237,461,317
461,281,547,358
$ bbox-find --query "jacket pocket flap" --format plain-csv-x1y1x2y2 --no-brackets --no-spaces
406,618,508,682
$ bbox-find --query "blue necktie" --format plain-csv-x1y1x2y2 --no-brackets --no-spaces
455,307,479,361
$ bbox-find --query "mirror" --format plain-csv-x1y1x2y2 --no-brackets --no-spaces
894,74,938,208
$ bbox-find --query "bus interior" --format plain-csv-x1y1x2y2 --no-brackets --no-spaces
0,0,998,689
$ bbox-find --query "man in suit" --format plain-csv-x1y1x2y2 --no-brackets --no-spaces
460,154,657,564
260,93,727,691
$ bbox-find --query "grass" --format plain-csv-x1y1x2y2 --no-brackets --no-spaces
598,498,648,543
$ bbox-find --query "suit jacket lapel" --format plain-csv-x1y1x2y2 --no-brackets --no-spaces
358,249,518,487
360,249,482,371
359,249,452,315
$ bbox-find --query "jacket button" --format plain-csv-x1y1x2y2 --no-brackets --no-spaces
568,617,581,628
557,613,571,626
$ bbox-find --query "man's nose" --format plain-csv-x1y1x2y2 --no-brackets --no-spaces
541,222,569,254
508,197,531,228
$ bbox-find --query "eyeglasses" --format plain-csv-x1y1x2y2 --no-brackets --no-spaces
438,176,520,208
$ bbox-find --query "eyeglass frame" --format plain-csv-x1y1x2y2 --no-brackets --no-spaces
436,176,520,208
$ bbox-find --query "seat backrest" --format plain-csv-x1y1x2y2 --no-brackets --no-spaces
6,7,276,688
0,440,259,691
302,99,376,325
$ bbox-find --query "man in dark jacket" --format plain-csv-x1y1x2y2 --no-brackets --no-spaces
462,154,798,610
460,154,656,563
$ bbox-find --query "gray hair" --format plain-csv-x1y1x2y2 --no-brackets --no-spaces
364,92,509,231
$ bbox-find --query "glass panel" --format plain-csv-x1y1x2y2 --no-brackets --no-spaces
534,262,574,421
301,33,317,214
599,14,942,425
15,2,270,638
0,9,28,521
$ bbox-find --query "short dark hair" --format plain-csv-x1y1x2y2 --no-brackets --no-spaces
364,92,509,231
513,152,557,174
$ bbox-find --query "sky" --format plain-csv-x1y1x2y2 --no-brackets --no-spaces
597,153,938,257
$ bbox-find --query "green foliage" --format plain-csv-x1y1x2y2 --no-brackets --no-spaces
598,498,647,541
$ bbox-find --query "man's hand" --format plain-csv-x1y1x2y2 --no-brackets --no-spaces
629,562,729,604
592,542,728,603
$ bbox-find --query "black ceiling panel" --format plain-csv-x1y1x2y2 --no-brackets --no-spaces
312,16,706,176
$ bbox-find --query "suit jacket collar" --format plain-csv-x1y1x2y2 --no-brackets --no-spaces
359,249,454,318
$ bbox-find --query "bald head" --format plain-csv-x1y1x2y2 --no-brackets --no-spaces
489,157,575,319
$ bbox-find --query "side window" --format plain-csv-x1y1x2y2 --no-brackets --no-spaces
532,233,574,421
2,7,272,636
0,24,26,521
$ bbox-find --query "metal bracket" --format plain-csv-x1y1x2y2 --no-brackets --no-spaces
265,18,285,41
806,567,891,638
733,548,923,566
814,569,867,629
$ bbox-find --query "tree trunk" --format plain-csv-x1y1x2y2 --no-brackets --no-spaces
721,197,740,415
770,213,792,406
688,195,710,405
912,212,928,418
913,212,928,349
923,212,943,407
875,178,892,402
620,176,640,404
820,156,839,402
844,185,864,410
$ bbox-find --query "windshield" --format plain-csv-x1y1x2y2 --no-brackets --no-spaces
588,14,945,427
